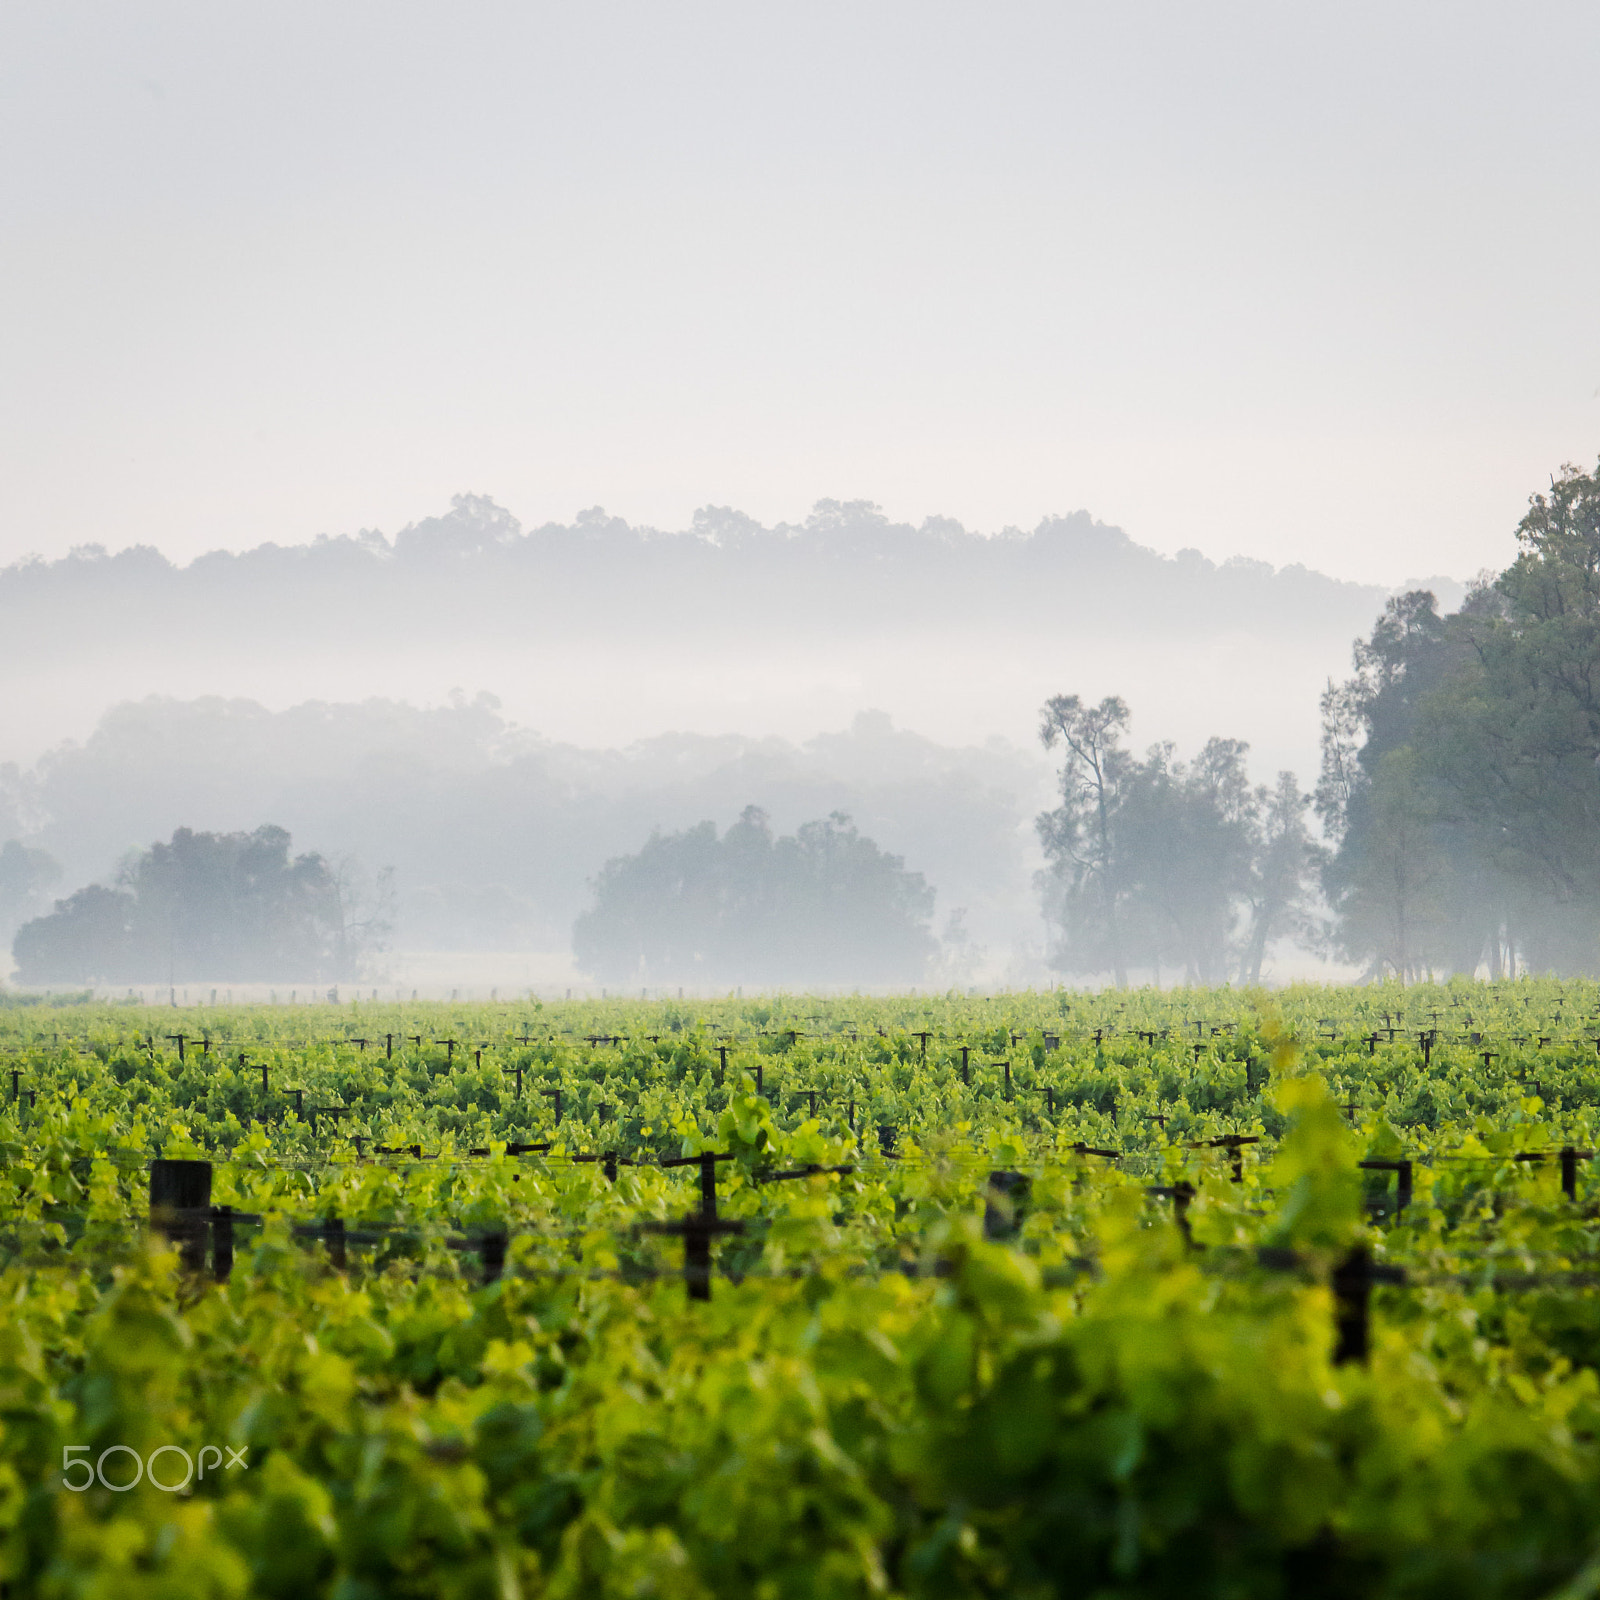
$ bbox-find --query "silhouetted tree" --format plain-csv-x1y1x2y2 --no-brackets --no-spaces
1113,737,1258,984
572,806,936,986
1037,699,1315,983
1319,463,1600,977
1240,772,1319,984
12,825,386,984
12,884,132,985
1036,696,1134,984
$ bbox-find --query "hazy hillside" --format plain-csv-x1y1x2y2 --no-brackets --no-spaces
0,496,1464,983
0,497,1459,786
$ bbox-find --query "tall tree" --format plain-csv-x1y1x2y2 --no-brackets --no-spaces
1424,464,1600,904
1038,699,1312,984
1239,772,1318,985
1036,696,1133,985
1111,739,1258,984
1332,749,1455,981
1320,457,1600,977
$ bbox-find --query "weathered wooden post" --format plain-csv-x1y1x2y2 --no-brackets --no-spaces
1332,1248,1405,1365
651,1151,741,1300
212,1205,234,1282
1146,1180,1195,1247
1560,1146,1594,1201
480,1231,507,1284
985,1170,1030,1239
150,1158,212,1273
1359,1158,1413,1217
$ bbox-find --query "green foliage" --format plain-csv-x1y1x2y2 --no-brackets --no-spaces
1321,454,1600,979
0,981,1594,1595
1263,1069,1362,1252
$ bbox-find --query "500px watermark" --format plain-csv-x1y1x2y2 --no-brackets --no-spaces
62,1445,248,1492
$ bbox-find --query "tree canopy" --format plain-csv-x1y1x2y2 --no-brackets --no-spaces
1036,696,1316,984
1318,457,1600,978
572,806,937,987
11,825,384,985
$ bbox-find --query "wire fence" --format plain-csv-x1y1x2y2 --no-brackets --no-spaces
0,1148,1592,1344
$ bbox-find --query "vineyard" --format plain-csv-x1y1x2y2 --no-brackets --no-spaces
2,981,1600,1598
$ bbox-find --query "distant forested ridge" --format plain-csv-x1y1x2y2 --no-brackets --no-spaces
0,494,1475,983
0,495,1419,638
0,496,1457,888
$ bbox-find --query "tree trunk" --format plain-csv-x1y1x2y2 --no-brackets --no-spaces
1093,770,1126,987
1244,905,1271,986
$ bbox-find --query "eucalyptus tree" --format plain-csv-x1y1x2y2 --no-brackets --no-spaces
1037,699,1313,985
1321,456,1600,977
1035,695,1134,985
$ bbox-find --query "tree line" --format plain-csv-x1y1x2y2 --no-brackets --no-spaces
1033,455,1600,984
1315,458,1600,980
11,456,1600,988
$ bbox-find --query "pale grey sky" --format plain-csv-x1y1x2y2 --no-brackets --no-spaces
2,1,1596,581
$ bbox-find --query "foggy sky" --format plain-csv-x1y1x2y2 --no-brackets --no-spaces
4,1,1598,584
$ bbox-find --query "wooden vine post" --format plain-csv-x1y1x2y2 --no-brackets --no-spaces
649,1152,742,1301
149,1158,213,1274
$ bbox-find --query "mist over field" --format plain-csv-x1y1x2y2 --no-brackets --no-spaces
0,496,1467,989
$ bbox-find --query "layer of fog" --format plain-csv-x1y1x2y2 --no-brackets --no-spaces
0,497,1459,984
0,497,1462,780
